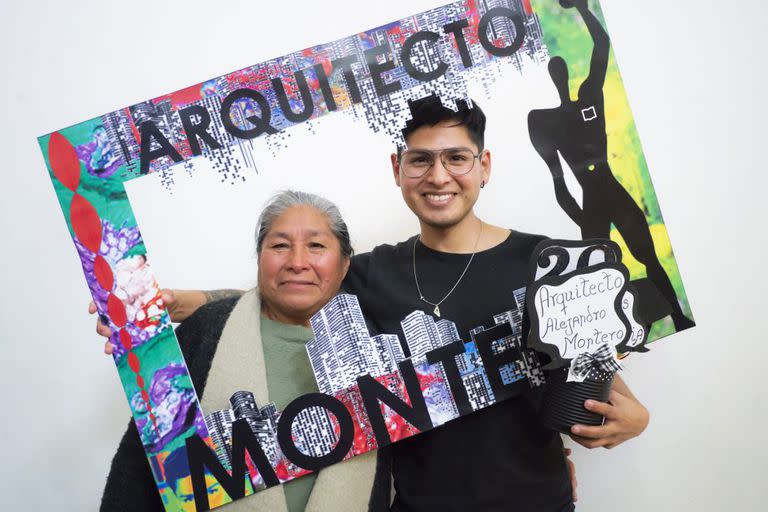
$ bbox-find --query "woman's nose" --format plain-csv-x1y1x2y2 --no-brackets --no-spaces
286,247,310,270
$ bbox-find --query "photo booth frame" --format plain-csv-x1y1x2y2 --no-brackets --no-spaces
37,1,694,510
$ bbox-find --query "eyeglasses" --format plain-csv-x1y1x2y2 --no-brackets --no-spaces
399,148,482,178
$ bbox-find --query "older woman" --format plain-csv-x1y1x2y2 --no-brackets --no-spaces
97,191,382,512
94,191,582,511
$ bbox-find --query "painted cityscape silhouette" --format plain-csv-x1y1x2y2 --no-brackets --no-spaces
202,289,544,487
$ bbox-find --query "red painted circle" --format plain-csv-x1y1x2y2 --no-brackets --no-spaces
107,294,127,328
70,194,102,254
119,329,132,351
48,132,81,192
94,255,114,291
128,352,141,373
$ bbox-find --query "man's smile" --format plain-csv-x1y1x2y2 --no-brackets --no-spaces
422,192,457,206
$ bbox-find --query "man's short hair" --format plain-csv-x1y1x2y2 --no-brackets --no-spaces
400,94,486,154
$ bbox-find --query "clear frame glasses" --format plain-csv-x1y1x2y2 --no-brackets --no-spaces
399,147,482,178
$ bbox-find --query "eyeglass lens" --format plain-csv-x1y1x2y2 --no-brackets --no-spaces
401,148,476,177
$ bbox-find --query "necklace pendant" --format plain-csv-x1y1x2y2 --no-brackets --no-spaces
433,305,441,317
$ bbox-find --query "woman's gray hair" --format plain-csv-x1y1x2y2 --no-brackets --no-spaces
255,190,353,259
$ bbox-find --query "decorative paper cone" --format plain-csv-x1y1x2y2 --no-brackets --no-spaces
540,367,613,434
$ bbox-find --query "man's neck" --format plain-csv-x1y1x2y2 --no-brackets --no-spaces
418,213,510,254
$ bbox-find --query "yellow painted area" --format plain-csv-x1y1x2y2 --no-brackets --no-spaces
610,223,672,279
610,223,691,341
331,85,352,111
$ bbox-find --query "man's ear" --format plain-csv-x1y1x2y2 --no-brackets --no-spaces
480,149,492,186
391,153,401,187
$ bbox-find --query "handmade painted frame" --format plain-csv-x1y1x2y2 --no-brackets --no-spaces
38,1,694,510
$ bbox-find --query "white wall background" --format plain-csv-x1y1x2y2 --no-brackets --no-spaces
0,0,765,510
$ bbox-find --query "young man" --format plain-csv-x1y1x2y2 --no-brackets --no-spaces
93,95,648,510
341,95,648,511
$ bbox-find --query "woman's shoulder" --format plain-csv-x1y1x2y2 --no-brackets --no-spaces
174,295,241,361
183,295,241,328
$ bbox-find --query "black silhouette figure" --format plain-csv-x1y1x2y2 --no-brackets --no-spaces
527,0,694,331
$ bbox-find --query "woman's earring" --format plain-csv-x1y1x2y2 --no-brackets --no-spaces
480,180,485,189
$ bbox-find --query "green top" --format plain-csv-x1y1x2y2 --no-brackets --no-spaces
260,316,318,512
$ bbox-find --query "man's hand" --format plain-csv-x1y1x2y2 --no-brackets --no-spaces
166,289,208,323
569,383,650,449
88,300,115,354
88,289,208,354
564,447,578,502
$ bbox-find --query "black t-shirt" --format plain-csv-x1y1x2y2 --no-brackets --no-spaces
344,230,573,512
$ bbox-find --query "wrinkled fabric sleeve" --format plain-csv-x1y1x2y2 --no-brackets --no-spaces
100,420,165,511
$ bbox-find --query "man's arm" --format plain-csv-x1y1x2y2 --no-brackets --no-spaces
162,289,244,322
567,0,610,98
91,289,244,349
202,289,245,304
569,373,650,449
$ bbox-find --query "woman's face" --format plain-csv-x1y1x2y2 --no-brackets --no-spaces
258,205,350,326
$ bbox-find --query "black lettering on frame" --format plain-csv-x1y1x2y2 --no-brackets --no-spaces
331,55,363,104
443,19,473,68
186,419,279,511
313,62,338,111
425,341,473,416
401,30,449,82
473,323,522,402
364,44,402,97
139,120,183,174
179,105,222,156
220,88,278,139
357,359,432,447
271,69,315,123
277,393,354,472
478,7,526,57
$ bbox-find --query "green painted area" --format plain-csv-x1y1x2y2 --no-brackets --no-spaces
116,327,195,455
534,0,693,341
37,124,144,256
